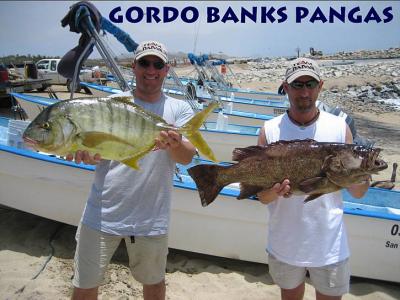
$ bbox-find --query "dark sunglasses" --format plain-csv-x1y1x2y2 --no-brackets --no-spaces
289,80,319,90
137,59,165,70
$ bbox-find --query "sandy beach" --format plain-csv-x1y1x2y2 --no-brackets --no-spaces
1,60,400,299
1,210,400,299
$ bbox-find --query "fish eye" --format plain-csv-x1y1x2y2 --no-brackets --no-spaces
42,122,50,129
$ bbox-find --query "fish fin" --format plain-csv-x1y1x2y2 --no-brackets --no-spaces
121,144,155,170
237,184,263,199
188,164,226,206
186,131,217,162
111,97,167,124
181,102,219,162
121,157,140,170
298,177,329,193
304,193,324,203
232,146,265,161
110,96,134,105
79,132,132,148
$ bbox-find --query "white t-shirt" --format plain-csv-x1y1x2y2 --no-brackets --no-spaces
263,111,349,267
81,93,193,236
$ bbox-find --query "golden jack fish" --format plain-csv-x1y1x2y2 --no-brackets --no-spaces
23,97,218,169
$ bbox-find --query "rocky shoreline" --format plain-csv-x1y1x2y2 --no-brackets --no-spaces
232,53,400,115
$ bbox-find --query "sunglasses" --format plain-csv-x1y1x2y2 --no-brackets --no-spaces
289,80,319,89
137,59,165,70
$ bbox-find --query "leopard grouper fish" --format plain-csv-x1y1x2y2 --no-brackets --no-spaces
188,139,388,206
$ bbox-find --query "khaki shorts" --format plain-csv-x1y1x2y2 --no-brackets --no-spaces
72,223,169,288
268,253,350,296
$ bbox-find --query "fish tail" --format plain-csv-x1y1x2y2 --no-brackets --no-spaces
188,164,226,206
180,102,219,162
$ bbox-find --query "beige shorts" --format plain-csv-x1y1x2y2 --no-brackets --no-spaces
72,223,169,288
268,253,350,296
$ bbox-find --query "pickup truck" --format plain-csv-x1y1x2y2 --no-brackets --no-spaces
36,58,107,92
0,62,51,106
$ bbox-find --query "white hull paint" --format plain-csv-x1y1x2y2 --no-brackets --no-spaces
0,145,399,283
200,128,258,162
207,113,265,127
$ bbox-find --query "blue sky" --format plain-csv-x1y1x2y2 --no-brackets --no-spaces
1,1,399,58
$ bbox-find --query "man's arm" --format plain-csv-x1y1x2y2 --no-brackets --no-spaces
345,125,370,198
155,130,196,165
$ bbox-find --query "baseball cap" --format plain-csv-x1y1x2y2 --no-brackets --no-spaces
285,58,321,83
134,40,168,63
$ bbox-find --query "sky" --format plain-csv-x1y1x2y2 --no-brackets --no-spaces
0,1,399,59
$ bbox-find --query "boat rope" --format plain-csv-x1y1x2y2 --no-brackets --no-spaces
14,222,65,296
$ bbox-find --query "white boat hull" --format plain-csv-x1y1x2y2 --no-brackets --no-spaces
344,213,400,282
0,144,399,283
207,111,269,127
200,127,258,162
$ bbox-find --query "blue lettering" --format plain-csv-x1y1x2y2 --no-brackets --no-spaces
364,7,382,23
207,7,220,23
277,6,288,23
221,7,239,23
163,7,179,23
309,7,328,23
126,7,143,23
109,6,123,23
329,7,346,23
241,7,257,23
383,6,393,23
261,7,276,23
296,7,309,23
181,7,199,23
147,7,161,23
348,7,362,23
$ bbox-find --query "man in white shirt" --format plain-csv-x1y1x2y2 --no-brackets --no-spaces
257,58,370,300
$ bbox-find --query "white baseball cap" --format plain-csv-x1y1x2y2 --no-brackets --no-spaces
134,40,168,63
285,58,321,83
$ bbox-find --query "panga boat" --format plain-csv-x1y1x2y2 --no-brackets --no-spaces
80,82,289,116
0,117,399,283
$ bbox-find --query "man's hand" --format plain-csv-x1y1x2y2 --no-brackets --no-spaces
258,179,292,204
65,150,101,165
154,130,183,150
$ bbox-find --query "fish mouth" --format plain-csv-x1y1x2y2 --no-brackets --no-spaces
23,136,38,145
374,159,388,171
22,137,39,150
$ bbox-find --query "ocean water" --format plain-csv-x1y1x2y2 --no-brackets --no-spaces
380,98,400,110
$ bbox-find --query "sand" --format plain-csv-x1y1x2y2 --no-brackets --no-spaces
1,210,399,300
0,65,399,299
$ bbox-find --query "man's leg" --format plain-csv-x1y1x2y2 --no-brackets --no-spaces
309,258,350,300
125,235,169,300
143,280,166,300
281,283,305,300
72,224,122,299
268,253,307,300
315,290,342,300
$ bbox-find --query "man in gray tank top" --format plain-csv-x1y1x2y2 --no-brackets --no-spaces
67,41,197,300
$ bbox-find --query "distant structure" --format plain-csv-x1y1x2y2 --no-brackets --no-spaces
295,47,301,58
310,47,323,56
